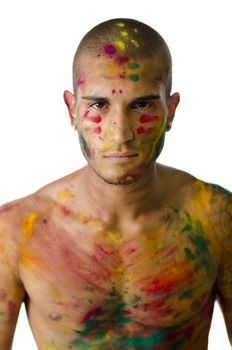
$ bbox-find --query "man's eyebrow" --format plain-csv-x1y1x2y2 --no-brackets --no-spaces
131,95,161,102
82,96,109,101
81,95,160,102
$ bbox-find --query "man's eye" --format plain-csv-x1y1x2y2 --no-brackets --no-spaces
132,101,153,109
91,101,107,110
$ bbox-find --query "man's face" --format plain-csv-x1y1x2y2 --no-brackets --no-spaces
66,54,179,185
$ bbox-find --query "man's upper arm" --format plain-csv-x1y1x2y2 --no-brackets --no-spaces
215,188,232,345
0,203,25,349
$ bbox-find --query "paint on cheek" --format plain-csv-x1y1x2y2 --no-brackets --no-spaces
78,132,91,157
140,115,160,123
89,115,102,123
83,110,90,118
8,301,17,314
104,44,116,55
137,127,145,135
49,311,62,321
94,126,102,134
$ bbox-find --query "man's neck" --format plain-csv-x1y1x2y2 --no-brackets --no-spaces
82,164,162,224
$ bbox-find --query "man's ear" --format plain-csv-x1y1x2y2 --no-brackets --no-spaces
167,92,180,125
63,90,77,127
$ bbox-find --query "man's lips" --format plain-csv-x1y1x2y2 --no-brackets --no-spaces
103,152,139,163
104,152,139,158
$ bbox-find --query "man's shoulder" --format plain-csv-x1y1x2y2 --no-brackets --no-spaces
0,168,84,233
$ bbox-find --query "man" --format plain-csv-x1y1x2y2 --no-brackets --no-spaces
0,18,231,350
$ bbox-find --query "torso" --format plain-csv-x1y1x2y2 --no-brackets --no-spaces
3,165,228,350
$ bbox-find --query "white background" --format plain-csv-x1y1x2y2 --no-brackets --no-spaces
0,0,231,349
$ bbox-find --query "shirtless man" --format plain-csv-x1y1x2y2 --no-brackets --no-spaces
0,18,231,350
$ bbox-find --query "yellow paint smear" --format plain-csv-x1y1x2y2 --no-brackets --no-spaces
131,39,139,47
121,31,129,38
56,189,72,199
114,40,126,50
22,211,38,242
107,230,123,244
115,22,125,27
134,28,139,33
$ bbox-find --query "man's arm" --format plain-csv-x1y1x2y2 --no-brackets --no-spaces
0,203,25,350
214,188,232,345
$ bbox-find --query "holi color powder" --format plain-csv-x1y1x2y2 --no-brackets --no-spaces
137,127,145,134
121,31,129,38
112,89,116,94
128,62,140,69
94,126,102,134
140,115,160,123
117,56,129,64
131,39,139,47
78,132,91,157
129,74,140,82
90,116,102,123
114,40,126,50
115,22,125,27
104,45,116,55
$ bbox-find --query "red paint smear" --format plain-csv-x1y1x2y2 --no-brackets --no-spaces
90,115,102,123
137,127,145,134
0,204,14,215
83,307,102,321
143,277,178,294
112,89,116,94
119,89,123,94
119,70,126,79
127,247,136,254
8,300,17,313
140,115,160,123
94,126,102,134
168,325,194,341
117,56,129,64
62,207,71,216
104,44,116,55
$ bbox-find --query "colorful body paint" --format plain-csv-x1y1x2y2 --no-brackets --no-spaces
104,45,116,55
140,114,160,123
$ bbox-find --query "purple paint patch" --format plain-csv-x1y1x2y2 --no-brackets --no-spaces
83,307,102,321
117,56,129,64
77,78,85,87
83,110,90,118
104,44,116,55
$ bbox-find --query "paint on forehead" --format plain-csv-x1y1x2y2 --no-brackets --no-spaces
114,40,126,50
131,39,139,47
121,31,129,38
115,22,125,27
117,56,129,64
104,44,116,55
129,74,140,82
128,62,140,69
140,115,160,123
77,78,85,87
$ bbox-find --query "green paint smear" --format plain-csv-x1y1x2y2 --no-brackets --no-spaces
179,289,193,300
129,74,140,81
78,132,91,157
207,183,231,197
170,338,186,350
184,247,195,260
128,62,140,69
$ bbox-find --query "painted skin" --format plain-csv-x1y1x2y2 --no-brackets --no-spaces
0,46,232,350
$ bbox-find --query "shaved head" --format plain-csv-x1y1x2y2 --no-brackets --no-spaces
72,18,172,96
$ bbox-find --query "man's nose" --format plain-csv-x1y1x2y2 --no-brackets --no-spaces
105,117,135,144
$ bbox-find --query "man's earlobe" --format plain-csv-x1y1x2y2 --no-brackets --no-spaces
63,90,76,126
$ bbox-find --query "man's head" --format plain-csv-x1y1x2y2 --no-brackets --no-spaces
64,18,180,185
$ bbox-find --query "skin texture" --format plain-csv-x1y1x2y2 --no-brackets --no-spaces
0,21,232,350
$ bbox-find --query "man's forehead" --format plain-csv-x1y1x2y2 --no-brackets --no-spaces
76,54,166,88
